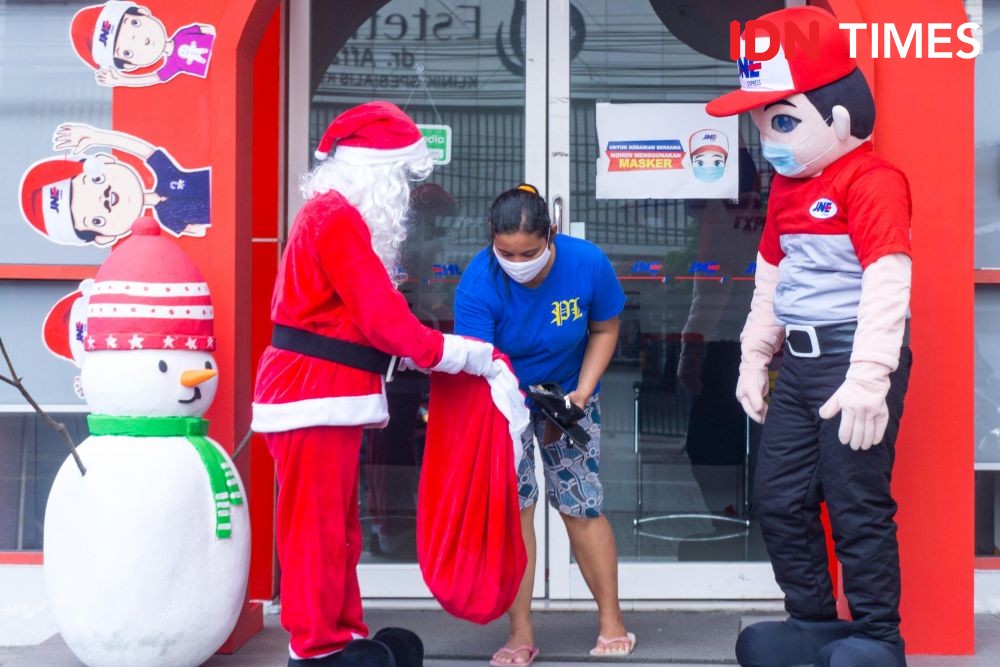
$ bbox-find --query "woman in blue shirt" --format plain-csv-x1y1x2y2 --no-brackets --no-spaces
454,185,634,664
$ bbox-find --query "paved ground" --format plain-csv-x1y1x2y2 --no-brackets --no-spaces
4,609,1000,665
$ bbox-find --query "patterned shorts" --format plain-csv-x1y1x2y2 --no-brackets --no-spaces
517,395,603,518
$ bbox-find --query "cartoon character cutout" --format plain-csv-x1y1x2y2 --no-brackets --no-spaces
70,1,215,87
43,279,94,398
689,130,729,183
20,123,211,247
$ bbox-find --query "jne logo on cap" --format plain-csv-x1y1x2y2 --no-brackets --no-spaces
98,19,114,46
737,39,794,93
49,186,63,213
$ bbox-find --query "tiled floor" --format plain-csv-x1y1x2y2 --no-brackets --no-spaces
6,610,1000,666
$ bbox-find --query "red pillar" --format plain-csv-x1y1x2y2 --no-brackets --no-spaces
822,0,976,654
109,0,283,650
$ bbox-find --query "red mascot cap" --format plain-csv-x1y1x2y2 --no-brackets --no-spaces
707,6,855,117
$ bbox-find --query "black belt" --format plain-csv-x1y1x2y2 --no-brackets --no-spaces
784,320,911,358
272,324,397,377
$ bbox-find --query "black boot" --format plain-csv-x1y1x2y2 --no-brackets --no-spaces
817,635,907,667
288,639,397,667
735,618,854,666
372,627,424,667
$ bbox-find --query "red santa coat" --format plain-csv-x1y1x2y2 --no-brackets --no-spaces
252,191,445,432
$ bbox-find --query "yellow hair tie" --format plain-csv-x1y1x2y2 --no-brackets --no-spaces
516,183,539,195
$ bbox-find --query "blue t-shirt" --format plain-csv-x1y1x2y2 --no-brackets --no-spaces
454,234,625,393
148,149,212,235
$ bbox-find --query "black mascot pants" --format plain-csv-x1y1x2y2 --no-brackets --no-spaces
754,347,912,643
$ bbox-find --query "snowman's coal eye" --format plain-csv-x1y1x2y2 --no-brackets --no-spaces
158,360,168,373
204,361,213,370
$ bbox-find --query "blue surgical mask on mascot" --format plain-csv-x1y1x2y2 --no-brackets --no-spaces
692,164,726,183
761,116,837,177
760,141,804,177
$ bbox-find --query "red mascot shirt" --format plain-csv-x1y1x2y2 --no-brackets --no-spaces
758,143,912,327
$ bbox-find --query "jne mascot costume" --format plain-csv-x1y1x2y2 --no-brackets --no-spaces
707,7,913,667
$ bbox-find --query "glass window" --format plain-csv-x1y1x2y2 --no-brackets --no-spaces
0,281,86,406
569,0,771,563
975,0,1000,557
0,279,86,552
0,0,111,265
0,413,89,551
976,286,1000,556
976,0,1000,268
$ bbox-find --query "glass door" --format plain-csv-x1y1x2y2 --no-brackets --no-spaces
545,0,783,599
288,0,784,602
289,0,547,599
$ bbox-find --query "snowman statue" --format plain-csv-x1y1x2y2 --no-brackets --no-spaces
41,217,251,667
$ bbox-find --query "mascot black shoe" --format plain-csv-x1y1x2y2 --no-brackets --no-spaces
735,618,853,666
817,636,907,667
287,638,397,667
372,627,425,667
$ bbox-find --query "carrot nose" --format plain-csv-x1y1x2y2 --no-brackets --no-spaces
180,369,217,387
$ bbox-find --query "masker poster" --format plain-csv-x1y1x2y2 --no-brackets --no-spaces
596,103,739,200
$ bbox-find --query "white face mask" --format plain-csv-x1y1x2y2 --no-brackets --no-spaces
493,233,552,284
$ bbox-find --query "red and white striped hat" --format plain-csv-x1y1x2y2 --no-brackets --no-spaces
84,217,215,352
314,101,429,165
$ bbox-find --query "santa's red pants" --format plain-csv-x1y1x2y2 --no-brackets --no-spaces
266,425,367,659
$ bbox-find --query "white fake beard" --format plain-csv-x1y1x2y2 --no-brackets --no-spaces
301,156,433,286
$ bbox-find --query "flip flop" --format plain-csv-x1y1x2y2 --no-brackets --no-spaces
590,632,637,657
489,645,540,666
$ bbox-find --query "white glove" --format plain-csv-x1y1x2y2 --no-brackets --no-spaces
432,334,496,377
734,254,784,424
397,357,430,374
818,361,892,451
462,338,497,377
736,364,770,424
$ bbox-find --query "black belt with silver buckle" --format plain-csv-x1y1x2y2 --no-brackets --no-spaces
784,320,911,358
272,324,397,377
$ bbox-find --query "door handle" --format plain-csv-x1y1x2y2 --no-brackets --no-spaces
552,196,563,231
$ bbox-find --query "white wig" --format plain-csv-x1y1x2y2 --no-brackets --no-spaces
301,155,433,286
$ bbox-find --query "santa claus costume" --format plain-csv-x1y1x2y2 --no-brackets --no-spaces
251,101,495,667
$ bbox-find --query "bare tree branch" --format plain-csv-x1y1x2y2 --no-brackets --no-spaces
0,338,86,476
232,429,254,461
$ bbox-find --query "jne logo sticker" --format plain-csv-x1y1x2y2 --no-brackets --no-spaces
809,198,838,219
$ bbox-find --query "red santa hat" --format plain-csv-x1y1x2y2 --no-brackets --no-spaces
83,217,215,352
314,101,430,165
689,129,729,159
43,279,95,367
69,1,135,70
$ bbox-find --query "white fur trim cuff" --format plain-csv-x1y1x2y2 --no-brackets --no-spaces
486,360,529,471
432,334,467,374
331,138,430,166
251,394,388,432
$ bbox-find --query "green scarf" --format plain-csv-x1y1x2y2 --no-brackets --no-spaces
87,415,244,539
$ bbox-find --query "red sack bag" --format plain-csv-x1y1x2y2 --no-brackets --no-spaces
417,355,528,624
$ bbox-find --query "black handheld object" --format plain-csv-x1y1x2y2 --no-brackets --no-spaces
526,382,592,448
